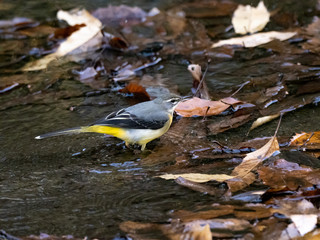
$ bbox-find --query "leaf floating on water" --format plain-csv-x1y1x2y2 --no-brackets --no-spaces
232,1,270,34
212,31,296,48
158,173,234,183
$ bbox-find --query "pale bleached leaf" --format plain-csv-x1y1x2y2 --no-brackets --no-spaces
232,1,270,34
212,31,296,48
158,173,234,183
249,113,280,131
22,9,103,71
290,214,317,236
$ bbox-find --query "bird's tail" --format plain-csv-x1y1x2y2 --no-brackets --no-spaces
35,127,88,139
35,125,124,140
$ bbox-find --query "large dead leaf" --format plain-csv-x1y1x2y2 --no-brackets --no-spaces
232,1,270,34
175,97,241,117
212,31,296,48
22,9,103,71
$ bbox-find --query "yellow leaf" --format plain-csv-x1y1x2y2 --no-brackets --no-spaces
289,131,320,147
158,173,234,183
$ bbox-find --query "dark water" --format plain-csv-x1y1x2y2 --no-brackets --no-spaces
1,0,320,239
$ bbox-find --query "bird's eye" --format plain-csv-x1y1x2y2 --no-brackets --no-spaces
170,98,179,104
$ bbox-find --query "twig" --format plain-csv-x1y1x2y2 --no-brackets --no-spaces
274,112,283,137
194,60,211,97
298,132,315,151
230,80,250,97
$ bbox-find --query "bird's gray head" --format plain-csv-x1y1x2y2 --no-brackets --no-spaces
154,94,182,112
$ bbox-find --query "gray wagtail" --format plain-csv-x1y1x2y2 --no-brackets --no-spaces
35,94,182,150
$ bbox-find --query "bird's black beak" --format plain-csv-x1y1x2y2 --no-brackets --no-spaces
181,95,192,102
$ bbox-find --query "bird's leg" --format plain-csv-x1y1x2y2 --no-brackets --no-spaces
140,144,146,151
125,141,131,149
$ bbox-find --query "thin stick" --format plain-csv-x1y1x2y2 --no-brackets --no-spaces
194,60,211,97
230,80,250,97
274,112,283,137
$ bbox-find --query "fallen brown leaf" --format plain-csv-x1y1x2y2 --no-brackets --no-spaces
175,97,241,117
258,159,320,190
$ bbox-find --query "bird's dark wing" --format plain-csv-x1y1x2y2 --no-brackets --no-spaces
91,109,168,130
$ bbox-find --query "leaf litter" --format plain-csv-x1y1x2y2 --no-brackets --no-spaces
2,0,320,239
